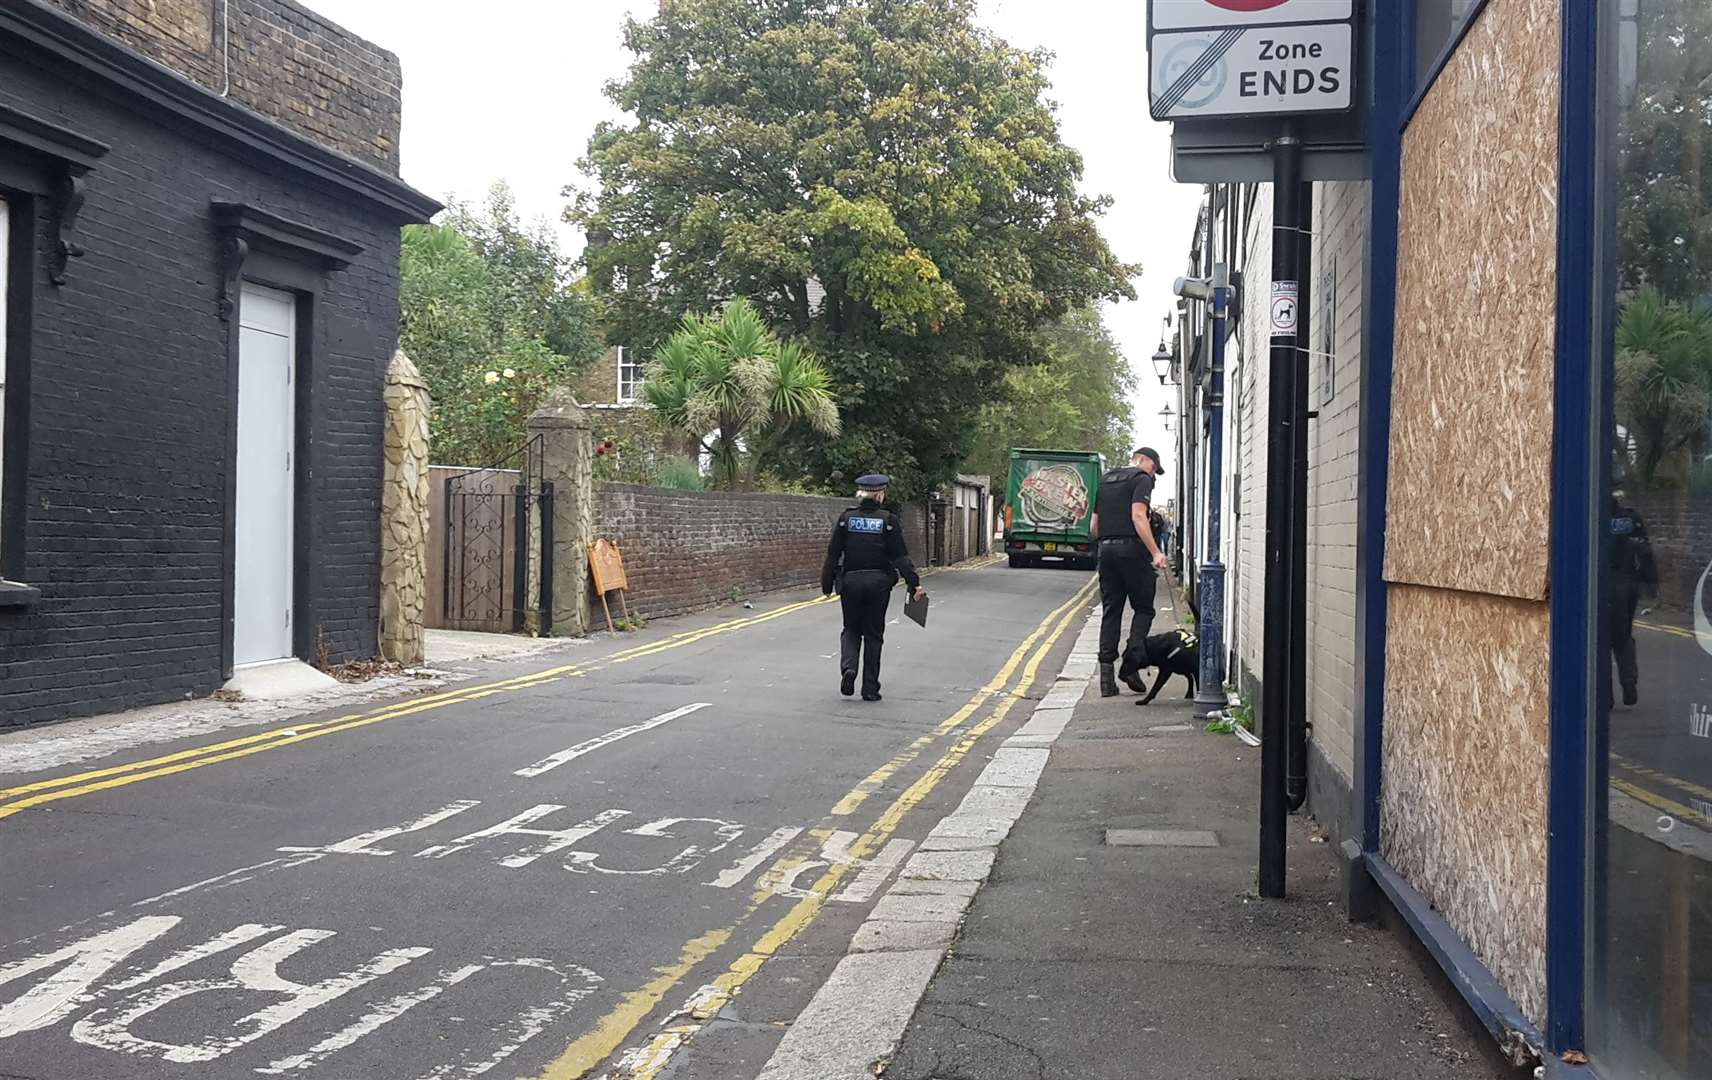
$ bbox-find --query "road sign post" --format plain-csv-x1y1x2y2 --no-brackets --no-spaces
1148,0,1363,901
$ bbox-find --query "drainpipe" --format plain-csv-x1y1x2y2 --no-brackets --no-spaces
1193,260,1231,720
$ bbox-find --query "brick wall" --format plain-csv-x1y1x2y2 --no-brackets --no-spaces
591,484,853,621
1226,180,1368,835
1234,185,1273,690
0,48,404,728
1628,490,1712,609
43,0,402,170
575,346,625,405
1304,181,1366,788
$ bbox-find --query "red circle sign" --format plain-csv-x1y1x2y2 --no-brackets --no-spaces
1206,0,1291,10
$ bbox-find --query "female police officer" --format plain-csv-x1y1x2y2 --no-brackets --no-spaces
821,474,925,701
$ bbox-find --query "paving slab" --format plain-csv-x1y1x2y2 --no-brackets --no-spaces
755,950,944,1080
899,849,997,882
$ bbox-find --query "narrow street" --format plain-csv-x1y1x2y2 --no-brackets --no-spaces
0,565,1091,1080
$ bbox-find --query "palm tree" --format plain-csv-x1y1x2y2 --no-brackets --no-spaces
1615,287,1712,486
641,300,841,489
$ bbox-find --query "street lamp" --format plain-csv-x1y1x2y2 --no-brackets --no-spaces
1150,313,1175,385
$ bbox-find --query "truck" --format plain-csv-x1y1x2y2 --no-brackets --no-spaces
1002,448,1102,569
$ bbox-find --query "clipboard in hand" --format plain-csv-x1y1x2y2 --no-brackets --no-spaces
903,591,929,628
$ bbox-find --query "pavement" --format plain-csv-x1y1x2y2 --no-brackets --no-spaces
871,595,1524,1080
0,561,1091,1080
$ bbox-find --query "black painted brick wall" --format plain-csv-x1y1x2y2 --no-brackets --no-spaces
0,49,403,728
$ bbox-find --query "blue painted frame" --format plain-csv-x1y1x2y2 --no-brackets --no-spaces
1354,0,1613,1069
1546,0,1601,1059
1351,0,1412,861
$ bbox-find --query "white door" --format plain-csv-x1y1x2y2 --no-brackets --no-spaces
233,285,296,666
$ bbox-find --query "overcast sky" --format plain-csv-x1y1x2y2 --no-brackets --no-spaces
310,0,1200,467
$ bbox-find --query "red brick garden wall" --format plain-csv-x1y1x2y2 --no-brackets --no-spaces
590,484,851,621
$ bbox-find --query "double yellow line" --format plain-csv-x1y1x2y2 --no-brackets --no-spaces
535,578,1096,1080
0,596,832,821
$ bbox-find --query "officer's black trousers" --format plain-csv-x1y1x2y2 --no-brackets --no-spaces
840,570,893,692
1608,581,1639,691
1097,542,1157,667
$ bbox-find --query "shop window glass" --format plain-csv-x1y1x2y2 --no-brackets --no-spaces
1591,2,1712,1076
1415,0,1479,90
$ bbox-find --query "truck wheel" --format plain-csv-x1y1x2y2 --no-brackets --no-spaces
1008,554,1022,568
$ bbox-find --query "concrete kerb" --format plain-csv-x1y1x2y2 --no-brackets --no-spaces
753,610,1102,1080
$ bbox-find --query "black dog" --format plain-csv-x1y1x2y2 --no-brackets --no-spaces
1133,629,1199,705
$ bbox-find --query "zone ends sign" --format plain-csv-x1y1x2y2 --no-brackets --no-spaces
1148,0,1357,121
1151,0,1353,30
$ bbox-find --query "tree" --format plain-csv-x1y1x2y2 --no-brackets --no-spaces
401,183,602,466
642,299,841,488
1615,288,1712,486
572,0,1135,497
964,308,1136,485
1617,0,1712,302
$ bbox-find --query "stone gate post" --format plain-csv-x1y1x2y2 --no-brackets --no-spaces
380,350,430,664
527,390,593,636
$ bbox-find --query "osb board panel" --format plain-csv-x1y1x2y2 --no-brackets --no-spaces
1384,0,1560,600
1380,583,1549,1024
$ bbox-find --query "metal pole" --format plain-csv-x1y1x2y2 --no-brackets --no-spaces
1194,182,1230,718
1260,128,1303,899
1288,181,1313,813
1194,273,1230,717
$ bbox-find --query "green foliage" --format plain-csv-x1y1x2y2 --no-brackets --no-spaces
401,183,602,466
1617,1,1712,302
1615,288,1712,486
572,0,1135,498
965,308,1136,483
642,299,841,488
1613,2,1712,492
657,457,706,491
1206,700,1254,736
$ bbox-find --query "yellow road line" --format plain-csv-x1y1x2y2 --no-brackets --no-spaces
535,927,733,1080
0,597,833,818
1613,755,1712,803
535,584,1090,1080
1612,778,1712,828
830,577,1096,816
1636,620,1696,640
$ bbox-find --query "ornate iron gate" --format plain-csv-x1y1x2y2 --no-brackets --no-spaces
442,436,554,634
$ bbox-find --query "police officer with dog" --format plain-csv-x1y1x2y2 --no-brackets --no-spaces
822,474,925,702
1091,448,1169,697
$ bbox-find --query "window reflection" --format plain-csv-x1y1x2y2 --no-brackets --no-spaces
1594,2,1712,1076
1415,0,1478,88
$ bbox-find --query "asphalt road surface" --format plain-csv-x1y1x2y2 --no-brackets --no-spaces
1612,616,1712,830
0,563,1092,1080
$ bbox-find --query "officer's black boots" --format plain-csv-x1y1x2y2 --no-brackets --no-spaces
841,671,856,697
862,689,882,702
1117,651,1147,694
1623,682,1639,707
1099,663,1119,698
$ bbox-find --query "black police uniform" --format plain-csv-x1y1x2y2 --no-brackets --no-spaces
822,483,921,700
1608,497,1658,706
1095,465,1158,676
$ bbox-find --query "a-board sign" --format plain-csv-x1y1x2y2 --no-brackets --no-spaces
588,538,627,593
1148,0,1357,121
